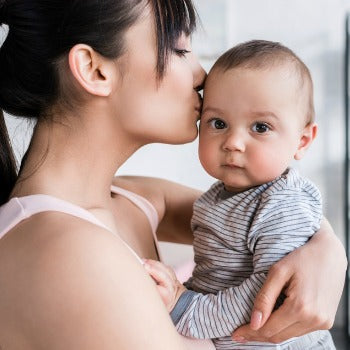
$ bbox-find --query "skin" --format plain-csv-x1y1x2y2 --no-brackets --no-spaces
0,7,346,350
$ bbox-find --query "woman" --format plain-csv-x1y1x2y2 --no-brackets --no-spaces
0,1,346,349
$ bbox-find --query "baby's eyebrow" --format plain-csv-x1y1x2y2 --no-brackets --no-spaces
250,111,279,120
201,106,225,115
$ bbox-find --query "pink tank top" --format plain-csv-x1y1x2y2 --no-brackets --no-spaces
0,186,160,262
0,186,215,350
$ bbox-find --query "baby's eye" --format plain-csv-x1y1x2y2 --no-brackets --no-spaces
251,122,270,133
209,118,227,130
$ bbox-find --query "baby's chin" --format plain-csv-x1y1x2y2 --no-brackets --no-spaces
222,175,275,193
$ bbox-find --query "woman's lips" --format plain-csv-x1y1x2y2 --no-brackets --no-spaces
194,105,202,121
195,92,203,112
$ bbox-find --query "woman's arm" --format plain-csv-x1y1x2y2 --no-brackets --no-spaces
232,218,347,344
113,176,202,244
31,220,187,350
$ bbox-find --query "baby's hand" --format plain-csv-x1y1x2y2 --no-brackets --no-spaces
143,259,187,312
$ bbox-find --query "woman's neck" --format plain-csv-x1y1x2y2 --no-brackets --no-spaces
11,106,140,209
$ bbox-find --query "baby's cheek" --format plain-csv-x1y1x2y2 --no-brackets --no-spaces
251,150,285,181
199,147,219,178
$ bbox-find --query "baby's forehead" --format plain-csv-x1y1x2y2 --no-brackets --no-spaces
204,66,312,124
213,62,308,89
207,62,300,82
204,65,304,98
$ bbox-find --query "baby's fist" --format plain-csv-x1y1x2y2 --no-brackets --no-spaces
144,259,187,312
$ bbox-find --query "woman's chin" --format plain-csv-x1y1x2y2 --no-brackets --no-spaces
174,128,198,144
152,125,198,145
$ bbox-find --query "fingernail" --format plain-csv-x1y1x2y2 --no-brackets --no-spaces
250,310,262,330
233,336,247,343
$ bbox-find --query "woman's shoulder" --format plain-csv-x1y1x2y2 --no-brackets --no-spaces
1,210,137,291
4,209,113,244
6,209,132,264
0,211,169,348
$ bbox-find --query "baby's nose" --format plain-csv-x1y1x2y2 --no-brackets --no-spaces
222,131,246,152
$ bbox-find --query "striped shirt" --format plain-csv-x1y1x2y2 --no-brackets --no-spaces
171,168,334,349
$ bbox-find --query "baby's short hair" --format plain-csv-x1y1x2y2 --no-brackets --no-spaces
211,40,315,124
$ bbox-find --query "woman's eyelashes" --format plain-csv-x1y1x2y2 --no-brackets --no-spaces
173,48,191,57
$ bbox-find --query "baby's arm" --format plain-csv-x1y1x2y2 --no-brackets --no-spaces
144,259,188,312
145,259,268,339
148,187,322,340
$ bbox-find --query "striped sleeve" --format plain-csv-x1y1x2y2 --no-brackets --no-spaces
174,273,266,338
248,183,322,271
173,183,322,339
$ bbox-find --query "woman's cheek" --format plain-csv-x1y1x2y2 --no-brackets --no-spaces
172,62,195,98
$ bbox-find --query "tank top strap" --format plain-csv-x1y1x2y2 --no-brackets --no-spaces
0,195,111,236
110,185,159,233
0,194,143,264
110,185,163,261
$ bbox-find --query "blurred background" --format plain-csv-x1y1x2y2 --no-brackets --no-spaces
3,0,350,347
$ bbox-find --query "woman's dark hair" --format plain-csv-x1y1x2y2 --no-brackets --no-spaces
0,110,17,204
0,0,197,205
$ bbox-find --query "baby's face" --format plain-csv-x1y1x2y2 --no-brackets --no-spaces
199,67,313,193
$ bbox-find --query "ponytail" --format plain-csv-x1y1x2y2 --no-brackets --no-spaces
0,109,17,205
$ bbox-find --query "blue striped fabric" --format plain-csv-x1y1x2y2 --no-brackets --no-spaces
175,168,334,349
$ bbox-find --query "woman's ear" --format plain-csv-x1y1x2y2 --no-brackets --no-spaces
68,44,115,97
294,122,318,160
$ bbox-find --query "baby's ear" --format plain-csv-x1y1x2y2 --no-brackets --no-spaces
294,122,318,160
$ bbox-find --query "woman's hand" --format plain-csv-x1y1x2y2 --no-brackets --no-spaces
144,259,187,312
232,219,347,344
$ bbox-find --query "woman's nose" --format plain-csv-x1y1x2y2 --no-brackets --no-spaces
223,131,246,152
191,53,206,91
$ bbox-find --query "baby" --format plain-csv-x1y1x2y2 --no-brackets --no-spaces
145,40,335,349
